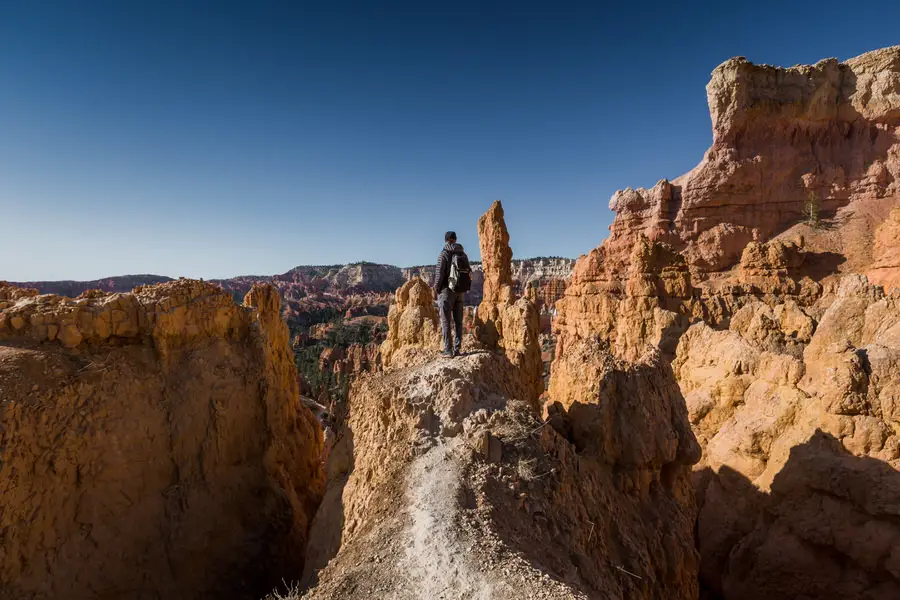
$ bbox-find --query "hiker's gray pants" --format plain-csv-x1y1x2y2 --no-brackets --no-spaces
438,289,464,352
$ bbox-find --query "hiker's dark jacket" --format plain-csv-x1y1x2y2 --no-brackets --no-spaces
433,242,464,294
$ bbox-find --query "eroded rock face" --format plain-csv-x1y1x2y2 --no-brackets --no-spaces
557,46,900,366
554,46,900,373
608,46,900,273
553,235,696,364
302,331,701,600
677,275,900,598
868,206,900,291
547,46,900,600
0,281,324,600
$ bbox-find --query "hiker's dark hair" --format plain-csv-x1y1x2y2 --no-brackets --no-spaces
445,231,457,242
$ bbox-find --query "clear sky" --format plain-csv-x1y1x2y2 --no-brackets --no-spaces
2,1,899,280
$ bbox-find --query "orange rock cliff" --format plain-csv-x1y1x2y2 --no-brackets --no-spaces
0,280,324,600
551,45,900,599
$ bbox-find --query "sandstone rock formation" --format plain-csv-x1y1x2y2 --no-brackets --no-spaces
0,280,324,600
379,277,441,369
525,276,568,314
868,206,900,291
547,46,900,600
553,234,696,363
474,201,544,404
677,275,900,598
296,201,701,599
300,317,701,600
554,47,900,365
607,46,900,273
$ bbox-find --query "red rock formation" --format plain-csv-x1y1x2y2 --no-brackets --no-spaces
524,277,567,314
608,46,900,273
555,46,900,364
0,281,324,599
478,202,515,306
319,342,380,376
549,46,900,599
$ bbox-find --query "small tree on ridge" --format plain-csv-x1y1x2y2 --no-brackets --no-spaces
803,191,821,229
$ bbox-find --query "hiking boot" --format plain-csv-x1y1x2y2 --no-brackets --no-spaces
453,347,462,357
440,350,454,358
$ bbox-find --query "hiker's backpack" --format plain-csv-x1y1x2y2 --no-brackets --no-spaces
448,251,472,293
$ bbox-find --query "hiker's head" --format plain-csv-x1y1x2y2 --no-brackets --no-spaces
445,231,457,243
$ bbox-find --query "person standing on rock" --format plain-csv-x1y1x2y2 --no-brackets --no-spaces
432,231,471,357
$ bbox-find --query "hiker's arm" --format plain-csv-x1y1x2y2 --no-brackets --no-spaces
432,252,445,295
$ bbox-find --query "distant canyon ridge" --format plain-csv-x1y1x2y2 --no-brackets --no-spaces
10,257,575,312
9,258,574,405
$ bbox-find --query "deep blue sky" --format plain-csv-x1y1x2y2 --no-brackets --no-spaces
2,1,898,280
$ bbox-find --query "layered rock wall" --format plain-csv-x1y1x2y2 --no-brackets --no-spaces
0,281,324,600
608,46,900,272
555,47,900,368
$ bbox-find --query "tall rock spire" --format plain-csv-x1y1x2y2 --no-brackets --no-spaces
474,200,543,405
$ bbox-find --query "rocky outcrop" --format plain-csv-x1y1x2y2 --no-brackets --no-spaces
301,319,701,600
554,47,900,366
607,46,900,273
0,281,324,600
474,201,543,405
298,202,700,599
546,46,900,600
676,275,900,598
379,277,441,369
552,233,705,365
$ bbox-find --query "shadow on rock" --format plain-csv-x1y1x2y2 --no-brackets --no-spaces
298,427,356,593
696,430,900,600
481,350,703,599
